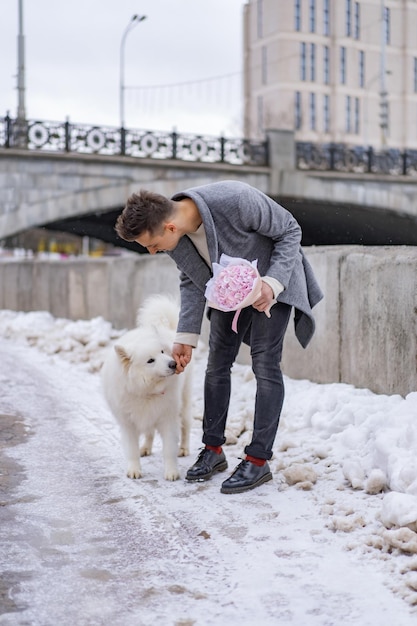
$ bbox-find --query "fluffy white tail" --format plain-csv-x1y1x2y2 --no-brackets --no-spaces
136,294,179,331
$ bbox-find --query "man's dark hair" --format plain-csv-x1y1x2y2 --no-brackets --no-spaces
115,190,174,241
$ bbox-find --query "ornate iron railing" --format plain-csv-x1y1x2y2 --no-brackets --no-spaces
0,115,268,166
2,116,417,176
296,142,417,176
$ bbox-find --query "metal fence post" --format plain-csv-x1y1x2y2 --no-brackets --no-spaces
171,129,177,159
120,127,126,156
366,146,373,173
5,113,11,148
329,143,335,170
402,151,408,176
220,136,225,163
64,118,71,152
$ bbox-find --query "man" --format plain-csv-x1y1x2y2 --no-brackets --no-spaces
115,180,323,494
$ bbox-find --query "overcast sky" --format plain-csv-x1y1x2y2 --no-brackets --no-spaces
1,0,248,136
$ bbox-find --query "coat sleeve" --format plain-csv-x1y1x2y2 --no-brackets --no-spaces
236,186,302,289
177,271,207,336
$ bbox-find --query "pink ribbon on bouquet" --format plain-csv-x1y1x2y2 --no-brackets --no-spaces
204,255,270,333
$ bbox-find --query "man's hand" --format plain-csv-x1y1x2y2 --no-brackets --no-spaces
253,281,275,317
172,343,193,374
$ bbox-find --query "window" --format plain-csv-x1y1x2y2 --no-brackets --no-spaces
300,42,307,81
261,45,267,84
354,2,360,39
309,0,316,32
310,93,316,130
354,97,360,134
346,95,351,133
295,0,301,31
340,47,346,84
257,0,263,39
324,94,330,132
359,50,365,88
295,92,302,129
323,0,330,36
346,0,352,37
324,46,330,84
414,58,417,93
310,43,316,81
257,96,264,135
384,7,390,45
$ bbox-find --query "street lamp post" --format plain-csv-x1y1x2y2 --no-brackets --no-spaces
379,0,388,146
119,14,146,132
17,0,26,122
363,70,391,148
15,0,27,147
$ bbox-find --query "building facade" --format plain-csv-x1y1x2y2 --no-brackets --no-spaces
243,0,417,150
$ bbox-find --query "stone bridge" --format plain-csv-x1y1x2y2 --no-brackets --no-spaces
1,120,417,247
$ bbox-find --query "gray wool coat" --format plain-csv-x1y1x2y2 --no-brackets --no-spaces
168,180,323,349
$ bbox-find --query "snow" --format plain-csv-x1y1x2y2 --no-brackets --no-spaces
1,309,417,625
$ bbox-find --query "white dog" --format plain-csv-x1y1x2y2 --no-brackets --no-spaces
101,294,192,480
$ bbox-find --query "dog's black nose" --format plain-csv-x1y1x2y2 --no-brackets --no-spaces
168,360,177,371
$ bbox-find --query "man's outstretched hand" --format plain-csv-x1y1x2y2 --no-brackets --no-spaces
172,343,193,374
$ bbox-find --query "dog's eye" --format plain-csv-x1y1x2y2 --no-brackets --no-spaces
161,350,164,354
147,358,155,364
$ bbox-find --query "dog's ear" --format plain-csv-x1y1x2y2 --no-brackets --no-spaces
114,345,131,370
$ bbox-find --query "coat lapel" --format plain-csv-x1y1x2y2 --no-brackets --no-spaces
169,192,219,292
195,196,219,264
169,236,212,294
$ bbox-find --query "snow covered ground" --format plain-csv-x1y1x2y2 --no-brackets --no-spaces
1,309,417,625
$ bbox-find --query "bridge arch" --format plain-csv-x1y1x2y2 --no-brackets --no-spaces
1,131,417,247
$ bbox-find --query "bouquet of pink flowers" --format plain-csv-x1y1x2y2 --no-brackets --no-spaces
205,254,267,332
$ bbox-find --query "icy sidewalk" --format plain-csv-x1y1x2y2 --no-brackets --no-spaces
0,339,416,626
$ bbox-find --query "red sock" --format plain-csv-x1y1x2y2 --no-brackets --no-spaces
206,445,222,455
246,455,266,467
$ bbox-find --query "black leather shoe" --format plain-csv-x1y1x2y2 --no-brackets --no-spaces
220,460,272,494
185,448,228,482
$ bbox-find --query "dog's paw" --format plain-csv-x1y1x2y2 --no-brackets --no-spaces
126,463,142,479
164,468,180,481
178,446,189,457
140,433,154,457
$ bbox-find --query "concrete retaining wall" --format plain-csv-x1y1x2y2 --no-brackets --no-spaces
0,246,416,396
281,245,417,397
0,254,181,331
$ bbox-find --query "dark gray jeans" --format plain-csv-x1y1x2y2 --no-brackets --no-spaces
203,302,292,460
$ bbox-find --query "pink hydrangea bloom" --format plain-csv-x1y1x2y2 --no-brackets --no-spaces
205,255,265,332
212,264,258,310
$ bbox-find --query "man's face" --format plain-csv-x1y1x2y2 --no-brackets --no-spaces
135,224,181,254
